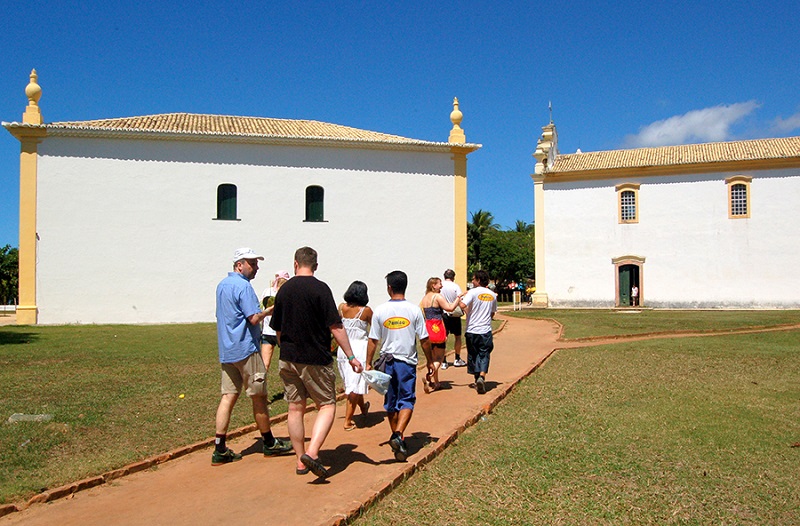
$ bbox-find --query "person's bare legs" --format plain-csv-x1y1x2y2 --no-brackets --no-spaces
431,346,445,389
344,393,358,429
251,394,271,434
215,393,239,435
387,408,413,437
453,334,463,362
305,403,335,460
287,401,307,470
260,343,275,375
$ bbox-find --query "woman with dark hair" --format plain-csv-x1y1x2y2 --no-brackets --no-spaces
337,281,373,430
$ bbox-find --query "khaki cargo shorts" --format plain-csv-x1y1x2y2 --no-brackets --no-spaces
221,352,268,397
279,360,336,406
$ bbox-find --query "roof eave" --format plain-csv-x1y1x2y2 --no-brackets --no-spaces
4,123,481,153
545,157,800,182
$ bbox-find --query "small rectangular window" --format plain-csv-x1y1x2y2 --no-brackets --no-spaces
616,183,640,224
620,191,636,221
726,176,751,219
305,185,325,222
216,184,237,220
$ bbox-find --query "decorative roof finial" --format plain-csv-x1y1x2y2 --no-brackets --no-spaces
23,69,43,124
26,69,42,106
449,97,466,144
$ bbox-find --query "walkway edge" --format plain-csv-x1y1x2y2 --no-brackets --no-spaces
330,343,558,525
0,400,328,518
0,319,521,521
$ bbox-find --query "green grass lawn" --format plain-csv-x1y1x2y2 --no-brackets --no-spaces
355,313,800,525
0,323,288,504
508,308,800,339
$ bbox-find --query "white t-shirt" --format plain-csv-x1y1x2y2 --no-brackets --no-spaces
261,287,277,337
369,299,428,365
440,279,463,303
463,286,497,335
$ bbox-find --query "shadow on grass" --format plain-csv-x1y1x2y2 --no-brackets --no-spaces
0,330,38,345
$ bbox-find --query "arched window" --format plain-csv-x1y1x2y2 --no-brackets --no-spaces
305,185,324,222
616,183,640,224
216,184,237,220
726,176,751,219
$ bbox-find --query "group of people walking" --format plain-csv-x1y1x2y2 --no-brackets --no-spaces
213,246,497,480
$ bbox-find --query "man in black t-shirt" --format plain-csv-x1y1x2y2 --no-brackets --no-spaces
270,246,362,479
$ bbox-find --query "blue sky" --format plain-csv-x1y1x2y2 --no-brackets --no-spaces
2,1,799,247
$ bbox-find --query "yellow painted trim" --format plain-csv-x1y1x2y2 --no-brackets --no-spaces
453,151,468,291
544,157,800,183
531,174,547,306
726,175,752,219
616,183,640,224
17,135,42,324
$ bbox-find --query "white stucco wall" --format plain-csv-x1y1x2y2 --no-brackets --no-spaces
35,136,457,324
543,168,800,308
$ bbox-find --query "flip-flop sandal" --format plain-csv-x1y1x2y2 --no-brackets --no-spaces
344,423,356,431
300,454,329,479
296,466,310,475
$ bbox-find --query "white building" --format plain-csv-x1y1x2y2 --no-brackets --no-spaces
4,70,480,324
531,122,800,308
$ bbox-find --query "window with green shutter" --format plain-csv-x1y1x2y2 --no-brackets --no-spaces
305,185,325,222
217,184,237,220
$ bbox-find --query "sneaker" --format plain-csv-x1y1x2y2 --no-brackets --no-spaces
440,361,449,370
389,434,408,462
476,377,486,394
263,437,293,456
211,448,242,466
453,358,467,367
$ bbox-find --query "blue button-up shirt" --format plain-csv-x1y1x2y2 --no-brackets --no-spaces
216,272,261,363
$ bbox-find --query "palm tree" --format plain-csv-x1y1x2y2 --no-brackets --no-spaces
468,210,500,271
513,220,534,233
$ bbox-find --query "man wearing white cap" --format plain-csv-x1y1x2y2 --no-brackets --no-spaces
212,247,293,465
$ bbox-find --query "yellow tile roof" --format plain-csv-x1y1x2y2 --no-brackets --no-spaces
551,136,800,173
33,112,481,152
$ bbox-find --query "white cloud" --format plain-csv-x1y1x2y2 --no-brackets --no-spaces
772,111,800,133
624,101,761,148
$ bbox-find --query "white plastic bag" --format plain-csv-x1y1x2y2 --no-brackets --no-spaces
361,370,391,395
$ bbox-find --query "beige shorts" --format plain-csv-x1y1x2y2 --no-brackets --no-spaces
279,360,336,406
221,352,267,397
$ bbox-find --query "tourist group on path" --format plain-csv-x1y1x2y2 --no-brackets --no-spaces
213,246,497,479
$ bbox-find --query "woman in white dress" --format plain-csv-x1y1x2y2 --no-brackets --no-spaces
338,281,373,431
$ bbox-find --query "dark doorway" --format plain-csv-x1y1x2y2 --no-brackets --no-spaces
618,264,640,306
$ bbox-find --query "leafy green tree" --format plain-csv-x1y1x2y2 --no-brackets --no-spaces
467,209,500,273
479,229,535,288
0,245,19,305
